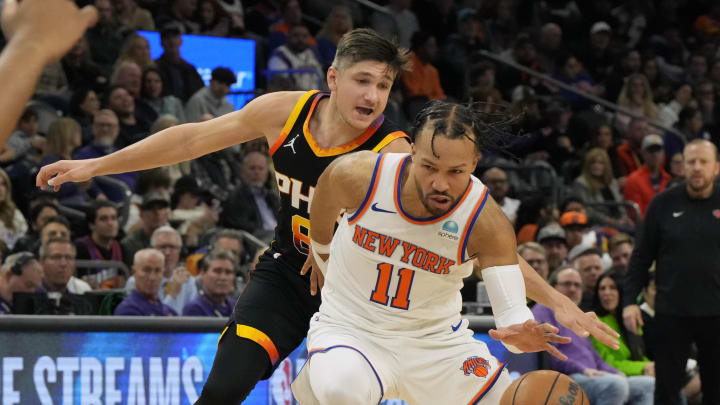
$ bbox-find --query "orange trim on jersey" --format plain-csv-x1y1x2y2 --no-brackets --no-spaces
348,154,386,225
236,324,280,365
467,362,505,405
393,155,474,225
269,90,319,156
371,131,409,152
302,95,385,157
458,187,489,264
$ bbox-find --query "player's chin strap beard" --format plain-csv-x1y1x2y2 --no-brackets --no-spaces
311,239,331,275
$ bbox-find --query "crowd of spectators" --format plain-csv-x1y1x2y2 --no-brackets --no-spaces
0,0,718,401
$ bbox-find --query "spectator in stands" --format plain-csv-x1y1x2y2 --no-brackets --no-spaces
267,25,324,91
154,25,205,102
196,0,230,36
13,203,59,254
171,176,218,246
85,0,128,76
40,118,93,206
608,233,634,271
186,228,246,277
220,151,278,240
710,58,720,99
1,107,40,164
122,191,170,260
74,109,137,199
106,85,152,147
536,23,564,74
533,267,629,405
615,74,659,134
438,8,485,101
590,271,656,402
658,83,693,128
315,5,353,69
268,0,313,50
114,248,176,316
126,225,197,313
560,211,591,252
112,62,157,122
573,247,605,311
141,67,186,123
156,0,200,34
623,134,671,216
517,242,549,280
0,168,27,250
402,31,445,102
482,167,519,225
33,216,73,257
182,249,236,316
577,21,615,86
0,252,44,314
75,200,130,288
115,34,155,71
469,62,504,105
606,49,642,103
587,123,623,178
70,88,102,144
666,107,711,162
536,224,568,274
616,117,648,177
553,52,601,110
370,0,418,49
185,67,236,123
685,53,708,86
572,148,629,228
40,238,91,295
695,80,718,131
114,0,155,31
125,168,173,232
61,37,107,93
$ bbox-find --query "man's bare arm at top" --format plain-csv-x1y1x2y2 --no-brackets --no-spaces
0,0,98,145
36,91,306,189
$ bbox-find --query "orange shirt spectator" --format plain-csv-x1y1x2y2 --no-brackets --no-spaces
623,135,671,216
402,32,446,101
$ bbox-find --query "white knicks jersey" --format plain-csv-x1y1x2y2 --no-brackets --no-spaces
318,153,490,337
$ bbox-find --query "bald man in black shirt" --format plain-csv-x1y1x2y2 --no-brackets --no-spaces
623,139,720,405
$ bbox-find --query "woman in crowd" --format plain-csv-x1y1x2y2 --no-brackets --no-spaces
0,168,28,250
591,270,655,405
69,87,101,144
141,67,186,123
115,34,154,71
615,73,659,133
572,148,631,228
196,0,230,37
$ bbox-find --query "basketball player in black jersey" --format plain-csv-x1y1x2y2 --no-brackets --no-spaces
38,28,413,403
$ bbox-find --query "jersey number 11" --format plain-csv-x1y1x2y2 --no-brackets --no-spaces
370,263,415,310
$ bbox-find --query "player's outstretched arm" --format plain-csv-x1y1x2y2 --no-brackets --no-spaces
519,254,620,349
469,197,570,359
0,0,97,146
37,91,302,190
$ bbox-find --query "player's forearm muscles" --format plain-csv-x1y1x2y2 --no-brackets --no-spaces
519,256,566,309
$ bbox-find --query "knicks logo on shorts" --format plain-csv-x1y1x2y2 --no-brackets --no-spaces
461,356,490,378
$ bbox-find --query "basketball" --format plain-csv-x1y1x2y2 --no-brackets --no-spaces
499,370,589,405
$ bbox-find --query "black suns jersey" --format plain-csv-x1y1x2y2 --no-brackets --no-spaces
267,90,408,270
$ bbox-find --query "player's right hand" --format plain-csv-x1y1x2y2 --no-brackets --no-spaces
622,304,643,334
2,0,98,64
300,248,325,296
37,159,97,191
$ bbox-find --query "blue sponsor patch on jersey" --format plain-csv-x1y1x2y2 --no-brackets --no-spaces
442,220,459,234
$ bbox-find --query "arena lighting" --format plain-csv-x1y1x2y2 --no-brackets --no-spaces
138,31,256,110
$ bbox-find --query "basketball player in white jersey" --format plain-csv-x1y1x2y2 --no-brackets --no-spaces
292,101,583,404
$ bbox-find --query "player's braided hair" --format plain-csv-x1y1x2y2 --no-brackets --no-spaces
409,100,522,158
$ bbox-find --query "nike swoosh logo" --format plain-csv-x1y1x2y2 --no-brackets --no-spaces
451,320,463,332
371,203,396,214
673,211,684,217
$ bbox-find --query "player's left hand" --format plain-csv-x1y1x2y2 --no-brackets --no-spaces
554,296,620,350
300,247,325,296
489,320,571,360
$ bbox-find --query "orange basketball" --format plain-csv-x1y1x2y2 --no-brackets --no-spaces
499,370,589,405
